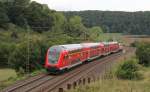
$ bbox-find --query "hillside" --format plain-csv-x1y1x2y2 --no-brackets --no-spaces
63,11,150,35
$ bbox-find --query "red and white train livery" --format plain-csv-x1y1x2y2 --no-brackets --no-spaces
45,42,122,73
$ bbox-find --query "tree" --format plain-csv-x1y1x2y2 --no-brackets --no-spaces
66,16,88,39
64,11,150,35
5,0,30,27
51,12,67,32
25,1,54,32
0,43,15,67
8,37,47,73
0,2,9,28
89,26,103,41
136,42,150,66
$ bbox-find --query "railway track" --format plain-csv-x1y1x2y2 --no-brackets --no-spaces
1,73,48,92
2,47,134,92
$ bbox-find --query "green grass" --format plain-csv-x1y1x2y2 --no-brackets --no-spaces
0,68,17,81
0,68,17,91
98,33,122,42
70,76,150,92
0,68,46,91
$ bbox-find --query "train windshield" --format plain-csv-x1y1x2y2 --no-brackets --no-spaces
48,46,62,64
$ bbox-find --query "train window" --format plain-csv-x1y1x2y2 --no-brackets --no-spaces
69,49,81,54
80,53,83,57
64,55,69,60
91,46,98,49
48,46,62,64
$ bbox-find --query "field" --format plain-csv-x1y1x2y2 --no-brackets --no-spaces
0,69,16,82
0,68,17,90
97,33,122,42
122,35,150,46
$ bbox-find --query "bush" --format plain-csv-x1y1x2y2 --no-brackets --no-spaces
116,59,142,80
136,42,150,66
130,41,139,47
8,36,48,73
0,43,15,67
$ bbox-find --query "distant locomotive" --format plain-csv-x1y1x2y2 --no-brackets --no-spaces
45,42,123,73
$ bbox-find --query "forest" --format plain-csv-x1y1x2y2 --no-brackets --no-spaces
64,10,150,35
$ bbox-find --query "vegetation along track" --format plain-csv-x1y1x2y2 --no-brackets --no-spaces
2,47,134,92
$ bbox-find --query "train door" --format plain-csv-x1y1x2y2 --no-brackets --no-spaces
63,54,70,68
83,50,89,61
98,47,102,56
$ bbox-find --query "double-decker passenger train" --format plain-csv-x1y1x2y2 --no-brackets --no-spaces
45,42,123,73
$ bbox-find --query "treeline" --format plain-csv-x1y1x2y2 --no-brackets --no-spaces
63,10,150,35
0,0,103,73
0,0,102,35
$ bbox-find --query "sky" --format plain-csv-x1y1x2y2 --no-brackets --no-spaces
33,0,150,11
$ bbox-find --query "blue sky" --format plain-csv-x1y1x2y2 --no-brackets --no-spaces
33,0,150,11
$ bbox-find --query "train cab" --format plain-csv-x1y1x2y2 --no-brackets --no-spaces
45,46,65,72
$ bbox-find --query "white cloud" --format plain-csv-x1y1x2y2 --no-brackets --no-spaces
33,0,150,11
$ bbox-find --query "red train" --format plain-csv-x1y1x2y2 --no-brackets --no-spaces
45,42,123,73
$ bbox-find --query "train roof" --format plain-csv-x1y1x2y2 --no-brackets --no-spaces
81,43,103,47
59,44,83,51
58,43,103,51
108,41,118,44
48,42,119,53
102,41,118,45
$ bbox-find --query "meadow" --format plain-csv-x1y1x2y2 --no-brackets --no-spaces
0,68,16,81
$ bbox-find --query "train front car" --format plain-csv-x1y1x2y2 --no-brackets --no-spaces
45,46,64,73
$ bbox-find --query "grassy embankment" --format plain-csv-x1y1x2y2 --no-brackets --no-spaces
0,68,46,90
68,60,150,92
0,69,16,81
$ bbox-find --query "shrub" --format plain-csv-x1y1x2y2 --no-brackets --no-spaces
130,41,139,47
0,43,15,67
116,59,142,80
136,42,150,66
8,37,48,73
